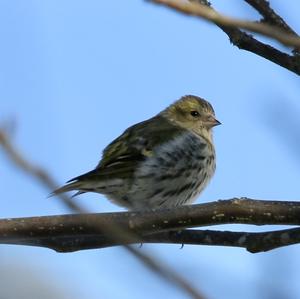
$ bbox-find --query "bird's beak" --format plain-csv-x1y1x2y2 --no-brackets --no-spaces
206,116,221,127
213,118,221,126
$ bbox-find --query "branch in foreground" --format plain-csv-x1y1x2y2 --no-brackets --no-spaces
1,198,300,252
0,129,87,213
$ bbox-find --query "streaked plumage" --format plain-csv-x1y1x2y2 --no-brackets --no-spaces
53,95,220,210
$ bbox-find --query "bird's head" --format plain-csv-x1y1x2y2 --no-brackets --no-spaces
161,95,220,138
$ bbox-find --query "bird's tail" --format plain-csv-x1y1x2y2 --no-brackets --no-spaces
50,181,83,197
50,168,105,198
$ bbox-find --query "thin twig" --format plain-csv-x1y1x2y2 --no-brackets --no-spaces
0,129,87,213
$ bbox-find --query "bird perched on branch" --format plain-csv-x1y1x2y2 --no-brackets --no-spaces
53,95,220,210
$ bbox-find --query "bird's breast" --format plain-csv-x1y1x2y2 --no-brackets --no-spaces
133,132,215,208
145,132,214,173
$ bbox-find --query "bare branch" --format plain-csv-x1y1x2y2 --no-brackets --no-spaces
151,0,300,75
217,27,300,74
1,198,300,252
244,0,298,36
144,227,300,253
244,0,300,55
4,225,300,254
151,0,300,48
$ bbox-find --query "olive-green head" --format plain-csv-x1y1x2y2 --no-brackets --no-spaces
160,95,220,136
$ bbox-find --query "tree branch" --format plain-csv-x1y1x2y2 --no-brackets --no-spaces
144,227,300,253
151,0,300,75
151,0,300,48
244,0,298,36
217,27,300,74
4,226,300,254
1,198,300,252
244,0,300,55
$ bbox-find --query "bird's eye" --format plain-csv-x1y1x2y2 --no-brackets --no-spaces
190,111,200,117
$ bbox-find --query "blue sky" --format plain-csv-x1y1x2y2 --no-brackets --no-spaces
0,1,300,298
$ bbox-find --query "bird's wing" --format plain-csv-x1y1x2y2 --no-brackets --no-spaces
68,116,184,183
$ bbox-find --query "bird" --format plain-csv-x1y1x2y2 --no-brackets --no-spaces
52,95,221,210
